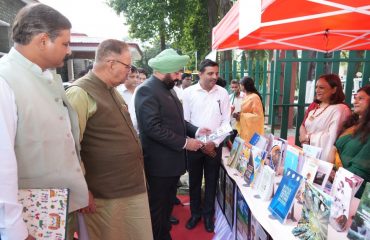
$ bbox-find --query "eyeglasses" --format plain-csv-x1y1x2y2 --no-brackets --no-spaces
107,59,131,70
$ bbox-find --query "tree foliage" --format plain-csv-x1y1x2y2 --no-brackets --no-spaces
107,0,232,70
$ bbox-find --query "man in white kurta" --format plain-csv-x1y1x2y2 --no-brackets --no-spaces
0,4,88,239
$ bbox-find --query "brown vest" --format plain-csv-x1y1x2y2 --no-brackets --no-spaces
73,72,146,199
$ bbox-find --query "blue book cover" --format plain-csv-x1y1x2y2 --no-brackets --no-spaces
283,145,300,174
268,168,303,223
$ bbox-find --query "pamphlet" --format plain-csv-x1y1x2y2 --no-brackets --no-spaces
197,123,232,143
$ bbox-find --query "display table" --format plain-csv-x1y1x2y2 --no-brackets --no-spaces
213,147,360,240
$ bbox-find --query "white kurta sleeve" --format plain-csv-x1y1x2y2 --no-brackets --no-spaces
0,79,28,240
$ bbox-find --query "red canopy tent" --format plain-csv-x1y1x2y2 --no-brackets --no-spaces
212,0,370,52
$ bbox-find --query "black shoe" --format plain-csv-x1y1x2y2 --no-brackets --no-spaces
169,215,179,225
204,217,214,233
185,216,201,230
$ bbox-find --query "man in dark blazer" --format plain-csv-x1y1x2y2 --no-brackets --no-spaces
135,49,206,240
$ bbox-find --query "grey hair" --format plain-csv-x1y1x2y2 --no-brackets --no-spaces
12,3,71,45
95,39,129,62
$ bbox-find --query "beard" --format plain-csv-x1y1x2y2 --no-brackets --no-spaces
163,74,176,89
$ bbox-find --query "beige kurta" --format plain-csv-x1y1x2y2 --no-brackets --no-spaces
236,93,265,143
304,103,351,161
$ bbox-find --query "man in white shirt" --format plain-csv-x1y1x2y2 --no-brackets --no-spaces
229,79,245,142
182,59,231,233
0,4,88,240
116,65,139,105
174,72,192,102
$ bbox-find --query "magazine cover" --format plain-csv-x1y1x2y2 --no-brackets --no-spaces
236,187,250,240
268,168,303,223
217,166,226,212
227,136,244,167
330,167,364,231
225,173,235,228
292,182,332,240
250,213,268,240
347,182,370,240
18,188,69,240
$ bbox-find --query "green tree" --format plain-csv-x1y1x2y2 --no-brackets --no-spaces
107,0,233,70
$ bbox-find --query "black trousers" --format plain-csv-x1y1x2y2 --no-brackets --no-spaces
230,129,238,143
146,175,180,240
187,146,222,218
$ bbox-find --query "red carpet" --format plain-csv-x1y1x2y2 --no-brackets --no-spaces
170,195,214,240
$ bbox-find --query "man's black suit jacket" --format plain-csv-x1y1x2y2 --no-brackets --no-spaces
135,76,198,177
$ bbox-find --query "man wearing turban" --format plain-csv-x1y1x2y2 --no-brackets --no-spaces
135,49,208,240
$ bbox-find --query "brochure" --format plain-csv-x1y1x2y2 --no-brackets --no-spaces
268,168,303,223
197,123,232,143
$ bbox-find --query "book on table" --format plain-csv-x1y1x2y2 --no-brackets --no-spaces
267,138,285,175
235,144,251,176
268,168,303,224
292,182,332,240
227,136,244,167
329,167,364,232
347,182,370,240
18,188,69,240
312,159,334,192
283,145,301,174
253,165,275,201
249,132,268,151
